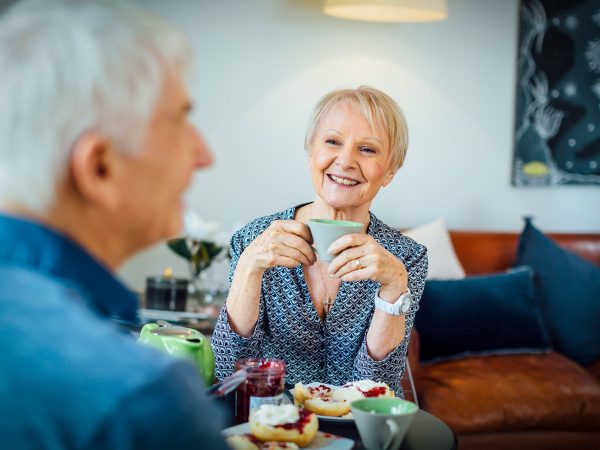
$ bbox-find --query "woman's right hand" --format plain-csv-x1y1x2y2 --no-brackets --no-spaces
243,220,316,271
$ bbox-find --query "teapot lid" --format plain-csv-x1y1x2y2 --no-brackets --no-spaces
150,325,195,337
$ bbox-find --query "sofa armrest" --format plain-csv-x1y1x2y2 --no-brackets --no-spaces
407,328,420,375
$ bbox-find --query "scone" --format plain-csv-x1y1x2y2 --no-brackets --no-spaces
333,380,395,403
225,434,261,450
293,383,333,406
249,404,318,447
303,397,350,417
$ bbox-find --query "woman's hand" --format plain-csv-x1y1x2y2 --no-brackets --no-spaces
243,220,316,272
327,233,408,298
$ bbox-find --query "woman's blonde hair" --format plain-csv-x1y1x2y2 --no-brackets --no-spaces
304,86,408,172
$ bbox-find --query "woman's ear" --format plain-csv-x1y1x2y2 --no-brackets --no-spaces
68,132,120,209
381,170,396,187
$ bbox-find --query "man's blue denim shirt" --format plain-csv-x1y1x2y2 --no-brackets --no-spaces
0,214,228,449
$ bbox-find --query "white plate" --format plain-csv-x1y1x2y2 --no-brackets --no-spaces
289,383,354,423
222,422,354,450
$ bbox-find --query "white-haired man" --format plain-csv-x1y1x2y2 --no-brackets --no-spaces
0,1,229,448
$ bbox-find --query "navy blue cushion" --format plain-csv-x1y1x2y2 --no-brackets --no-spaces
515,219,600,366
415,267,551,363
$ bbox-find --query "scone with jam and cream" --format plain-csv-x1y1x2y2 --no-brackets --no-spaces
249,404,318,447
294,380,393,417
332,380,394,403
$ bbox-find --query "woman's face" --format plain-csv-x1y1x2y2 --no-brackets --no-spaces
309,102,395,211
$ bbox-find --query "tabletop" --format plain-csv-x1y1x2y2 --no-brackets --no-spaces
217,390,457,450
318,409,457,450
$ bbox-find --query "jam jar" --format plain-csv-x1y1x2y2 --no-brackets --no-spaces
235,358,286,423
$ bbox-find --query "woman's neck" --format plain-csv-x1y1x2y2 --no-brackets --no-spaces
303,198,371,226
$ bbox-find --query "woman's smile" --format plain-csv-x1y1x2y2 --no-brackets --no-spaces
327,173,361,187
309,101,394,216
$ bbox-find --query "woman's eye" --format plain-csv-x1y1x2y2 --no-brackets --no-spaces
326,139,340,145
360,146,376,154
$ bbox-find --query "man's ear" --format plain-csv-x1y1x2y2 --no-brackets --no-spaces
69,132,120,208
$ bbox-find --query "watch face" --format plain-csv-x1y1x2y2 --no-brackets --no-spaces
400,294,412,314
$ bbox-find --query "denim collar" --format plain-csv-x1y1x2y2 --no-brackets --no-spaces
0,213,139,325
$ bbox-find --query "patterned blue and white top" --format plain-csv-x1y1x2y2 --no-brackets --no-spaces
211,205,428,396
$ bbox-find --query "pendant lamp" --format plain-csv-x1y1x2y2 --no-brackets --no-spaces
323,0,448,23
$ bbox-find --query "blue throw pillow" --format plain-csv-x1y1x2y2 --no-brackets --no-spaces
415,267,551,363
515,218,600,366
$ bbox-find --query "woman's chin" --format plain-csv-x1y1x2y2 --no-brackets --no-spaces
319,195,362,211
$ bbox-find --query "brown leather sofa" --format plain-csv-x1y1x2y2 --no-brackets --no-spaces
402,231,600,450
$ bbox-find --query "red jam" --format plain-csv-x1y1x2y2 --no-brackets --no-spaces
235,358,286,424
361,386,387,398
243,433,262,445
343,382,387,398
308,384,331,396
274,408,313,433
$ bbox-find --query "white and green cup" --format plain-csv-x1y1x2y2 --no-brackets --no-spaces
308,219,364,262
351,398,418,450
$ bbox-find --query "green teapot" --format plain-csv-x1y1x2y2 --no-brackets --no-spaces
138,321,215,386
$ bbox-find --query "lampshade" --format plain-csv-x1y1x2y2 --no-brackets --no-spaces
323,0,448,23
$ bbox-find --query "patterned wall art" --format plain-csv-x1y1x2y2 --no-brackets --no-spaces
513,0,600,186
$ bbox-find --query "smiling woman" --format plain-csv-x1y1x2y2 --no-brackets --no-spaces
211,86,428,397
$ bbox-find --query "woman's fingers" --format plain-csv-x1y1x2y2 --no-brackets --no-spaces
278,233,316,265
274,220,314,244
327,232,367,257
327,246,369,274
332,253,377,279
254,220,316,269
340,266,374,282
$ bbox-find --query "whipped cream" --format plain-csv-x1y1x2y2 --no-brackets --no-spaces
333,380,388,402
251,404,300,427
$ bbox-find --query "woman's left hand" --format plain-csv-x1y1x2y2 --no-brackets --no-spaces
327,233,408,294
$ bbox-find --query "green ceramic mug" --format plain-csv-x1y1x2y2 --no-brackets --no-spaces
308,219,364,262
351,398,418,450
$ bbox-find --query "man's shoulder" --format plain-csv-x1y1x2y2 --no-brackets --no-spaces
0,264,176,393
0,265,227,447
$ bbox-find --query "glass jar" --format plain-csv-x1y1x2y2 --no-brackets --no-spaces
145,276,188,311
234,358,286,424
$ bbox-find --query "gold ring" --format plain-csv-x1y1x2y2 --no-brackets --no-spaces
355,259,361,268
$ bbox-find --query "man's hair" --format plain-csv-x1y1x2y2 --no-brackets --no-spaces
0,0,192,212
304,86,409,173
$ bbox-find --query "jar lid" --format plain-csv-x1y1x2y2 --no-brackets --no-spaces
146,276,188,288
235,358,286,374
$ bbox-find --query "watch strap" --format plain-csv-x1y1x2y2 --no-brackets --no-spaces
374,288,412,316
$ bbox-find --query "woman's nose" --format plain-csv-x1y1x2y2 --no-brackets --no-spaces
335,143,357,169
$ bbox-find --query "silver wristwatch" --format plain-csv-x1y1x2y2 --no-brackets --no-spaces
374,288,413,315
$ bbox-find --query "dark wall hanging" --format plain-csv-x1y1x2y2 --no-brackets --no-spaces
513,0,600,186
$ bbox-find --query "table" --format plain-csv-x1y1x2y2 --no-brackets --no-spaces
319,409,457,450
218,392,457,450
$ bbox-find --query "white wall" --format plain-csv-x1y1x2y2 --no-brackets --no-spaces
119,0,600,290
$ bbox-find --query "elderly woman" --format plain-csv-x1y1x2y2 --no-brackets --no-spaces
212,86,427,395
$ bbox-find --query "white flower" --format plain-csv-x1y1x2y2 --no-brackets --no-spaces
184,209,222,242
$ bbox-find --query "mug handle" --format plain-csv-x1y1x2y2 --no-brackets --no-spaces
383,419,401,450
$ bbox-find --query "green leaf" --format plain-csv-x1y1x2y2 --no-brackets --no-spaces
167,238,192,259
